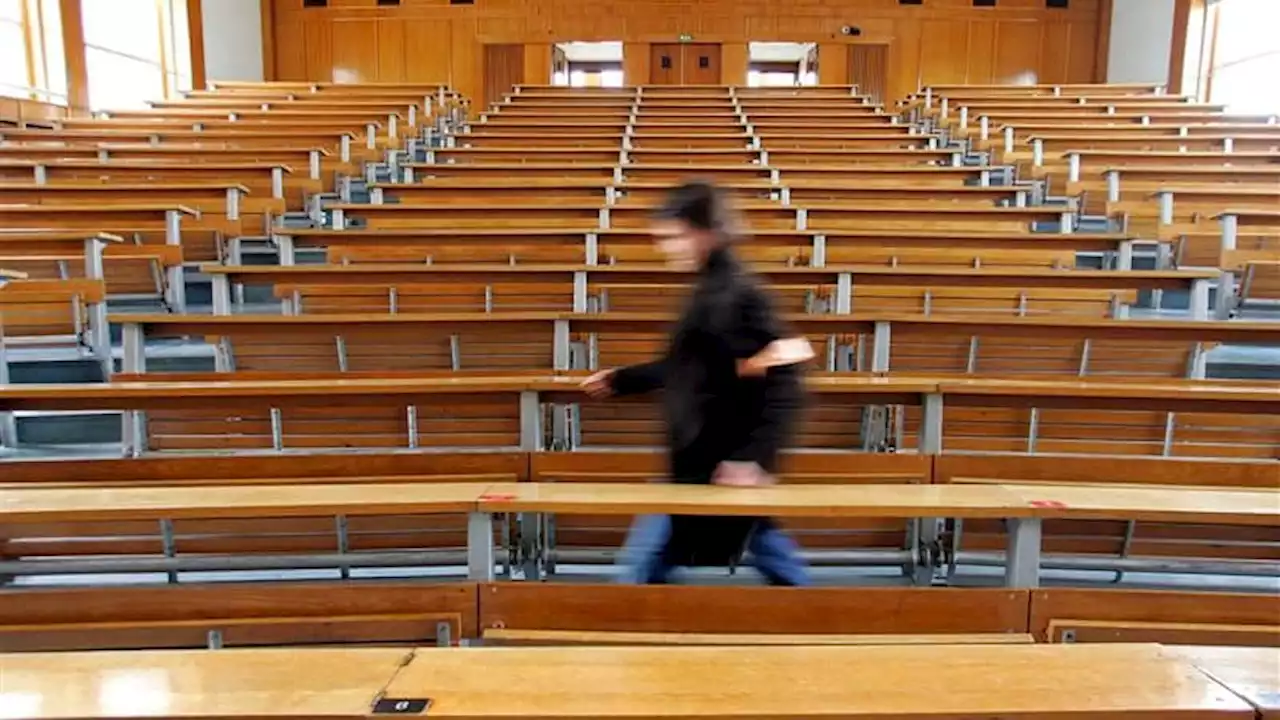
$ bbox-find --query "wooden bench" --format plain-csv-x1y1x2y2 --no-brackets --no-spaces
1019,134,1280,169
1055,149,1280,185
0,475,1164,588
474,478,1277,587
0,204,199,278
56,117,388,150
404,161,619,182
0,144,339,190
527,451,930,574
0,126,365,162
365,180,1023,209
0,581,476,651
98,108,414,139
0,232,183,303
990,122,1280,153
115,312,1279,384
6,375,1271,460
0,452,523,574
197,264,1214,320
0,160,294,242
962,112,1278,142
279,226,1129,267
1065,165,1280,217
0,182,250,237
326,200,1071,234
0,278,109,378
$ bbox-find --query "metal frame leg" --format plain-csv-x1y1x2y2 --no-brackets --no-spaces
0,336,15,450
468,512,496,581
1005,518,1042,588
920,393,943,455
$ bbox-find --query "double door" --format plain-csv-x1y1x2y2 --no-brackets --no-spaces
650,43,722,85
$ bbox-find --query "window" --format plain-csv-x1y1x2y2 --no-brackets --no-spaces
1208,0,1280,114
83,0,192,111
0,1,26,99
0,0,67,105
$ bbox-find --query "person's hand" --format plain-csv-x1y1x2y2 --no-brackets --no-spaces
581,369,615,399
738,337,816,377
712,461,775,487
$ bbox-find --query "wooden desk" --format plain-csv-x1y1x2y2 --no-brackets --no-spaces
995,483,1280,526
474,480,1028,519
382,643,1252,718
0,481,488,523
0,647,409,719
1176,646,1280,719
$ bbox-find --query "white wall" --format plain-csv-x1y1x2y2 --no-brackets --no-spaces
1107,0,1175,84
202,0,264,83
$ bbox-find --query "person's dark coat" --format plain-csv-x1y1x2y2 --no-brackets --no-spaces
608,245,805,566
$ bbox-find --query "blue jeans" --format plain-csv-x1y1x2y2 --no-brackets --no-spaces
617,514,811,586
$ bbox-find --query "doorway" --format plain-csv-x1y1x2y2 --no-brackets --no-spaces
650,43,722,85
747,42,817,87
483,44,525,110
552,41,624,87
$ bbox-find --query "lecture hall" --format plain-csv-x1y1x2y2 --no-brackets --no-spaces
0,0,1277,717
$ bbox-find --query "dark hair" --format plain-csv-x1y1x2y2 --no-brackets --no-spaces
653,180,737,242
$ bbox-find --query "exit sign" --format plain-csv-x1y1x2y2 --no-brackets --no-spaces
678,33,694,42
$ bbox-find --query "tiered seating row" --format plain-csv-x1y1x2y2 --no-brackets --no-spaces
911,84,1279,315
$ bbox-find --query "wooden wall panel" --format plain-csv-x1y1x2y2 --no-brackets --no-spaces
403,20,452,84
450,18,481,107
1039,22,1072,84
270,0,1107,102
721,42,748,86
966,20,997,84
817,43,849,86
274,18,307,80
377,20,406,83
331,19,379,83
994,21,1044,85
302,16,333,82
889,17,923,100
623,42,649,86
919,19,971,86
